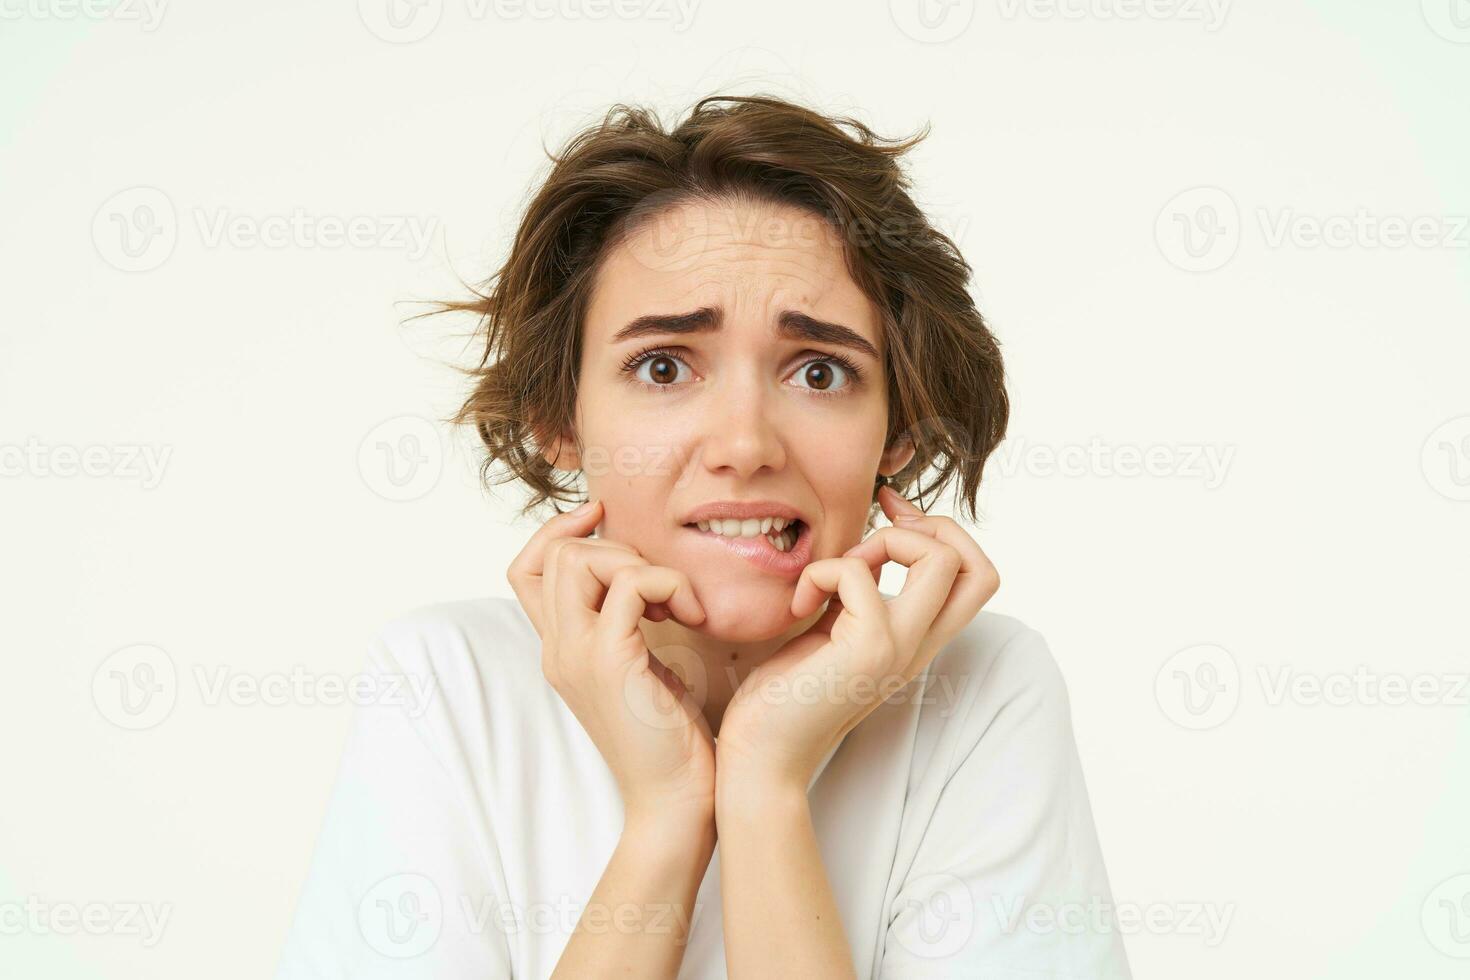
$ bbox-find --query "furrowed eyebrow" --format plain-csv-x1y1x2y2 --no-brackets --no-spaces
610,306,880,361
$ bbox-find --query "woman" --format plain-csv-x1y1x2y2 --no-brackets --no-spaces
277,94,1131,979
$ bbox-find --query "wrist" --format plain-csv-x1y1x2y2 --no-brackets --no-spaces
714,764,810,825
623,802,717,856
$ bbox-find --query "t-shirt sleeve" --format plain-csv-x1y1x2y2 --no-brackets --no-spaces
878,626,1132,979
274,626,515,979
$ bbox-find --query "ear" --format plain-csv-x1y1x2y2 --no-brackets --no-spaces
536,422,582,473
877,435,915,479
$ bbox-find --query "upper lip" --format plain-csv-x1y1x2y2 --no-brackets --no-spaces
681,500,808,526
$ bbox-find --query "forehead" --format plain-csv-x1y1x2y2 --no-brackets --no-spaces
585,196,881,349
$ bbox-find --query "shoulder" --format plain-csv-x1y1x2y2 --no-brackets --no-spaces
365,594,544,703
913,609,1076,776
374,593,536,650
926,608,1069,711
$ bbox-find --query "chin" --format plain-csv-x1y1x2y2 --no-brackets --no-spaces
690,583,797,642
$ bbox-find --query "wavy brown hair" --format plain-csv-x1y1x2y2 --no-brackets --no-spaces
433,93,1008,528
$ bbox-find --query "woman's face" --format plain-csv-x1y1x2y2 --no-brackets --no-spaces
549,196,911,641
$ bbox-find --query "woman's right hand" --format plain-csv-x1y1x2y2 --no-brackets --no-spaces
507,499,716,826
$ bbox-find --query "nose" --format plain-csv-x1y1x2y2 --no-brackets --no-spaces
694,363,787,479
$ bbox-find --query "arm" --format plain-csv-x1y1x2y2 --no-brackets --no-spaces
551,807,716,980
715,770,857,980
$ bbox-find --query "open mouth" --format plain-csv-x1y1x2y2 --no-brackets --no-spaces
683,517,807,553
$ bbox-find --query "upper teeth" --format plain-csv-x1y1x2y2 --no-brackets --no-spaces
696,517,794,537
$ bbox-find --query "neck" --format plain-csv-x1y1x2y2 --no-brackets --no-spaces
638,600,830,737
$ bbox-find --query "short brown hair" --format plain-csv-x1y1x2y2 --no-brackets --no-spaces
434,94,1008,527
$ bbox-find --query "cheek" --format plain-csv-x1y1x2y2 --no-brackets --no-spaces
799,449,883,549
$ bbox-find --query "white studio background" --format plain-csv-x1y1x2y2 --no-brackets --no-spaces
2,2,1468,978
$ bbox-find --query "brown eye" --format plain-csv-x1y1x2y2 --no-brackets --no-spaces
648,356,677,384
790,358,852,393
628,351,692,387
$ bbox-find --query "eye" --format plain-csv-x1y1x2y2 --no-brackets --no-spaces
788,355,860,394
622,347,694,388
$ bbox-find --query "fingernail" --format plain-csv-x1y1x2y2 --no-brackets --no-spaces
573,499,596,515
895,514,922,523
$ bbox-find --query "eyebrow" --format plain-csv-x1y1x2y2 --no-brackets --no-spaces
609,306,881,361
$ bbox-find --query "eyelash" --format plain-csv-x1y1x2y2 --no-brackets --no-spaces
619,345,865,396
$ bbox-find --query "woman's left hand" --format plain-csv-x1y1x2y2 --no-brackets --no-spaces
715,484,1002,790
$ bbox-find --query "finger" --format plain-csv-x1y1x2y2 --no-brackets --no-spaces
509,500,604,635
592,564,706,671
548,542,652,667
540,533,638,650
842,527,960,658
868,511,999,657
876,483,927,524
844,534,885,588
540,528,632,628
791,556,888,636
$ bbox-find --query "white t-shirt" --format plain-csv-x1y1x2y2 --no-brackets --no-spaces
275,595,1132,979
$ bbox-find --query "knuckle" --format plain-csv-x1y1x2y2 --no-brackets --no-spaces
552,541,584,572
936,542,963,573
608,563,643,588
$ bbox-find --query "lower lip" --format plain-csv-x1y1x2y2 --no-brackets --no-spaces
681,522,813,579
